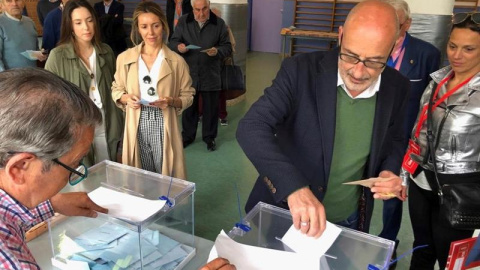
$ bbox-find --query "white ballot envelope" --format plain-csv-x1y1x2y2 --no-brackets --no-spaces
209,230,320,270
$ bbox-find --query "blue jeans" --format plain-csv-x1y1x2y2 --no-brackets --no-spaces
379,198,403,242
334,210,359,229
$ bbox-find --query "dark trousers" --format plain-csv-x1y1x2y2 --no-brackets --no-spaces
409,170,476,270
379,198,403,242
198,89,228,120
182,90,220,143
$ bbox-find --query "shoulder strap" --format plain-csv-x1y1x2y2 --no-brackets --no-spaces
426,81,444,202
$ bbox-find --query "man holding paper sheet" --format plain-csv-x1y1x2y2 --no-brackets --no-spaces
169,0,231,151
0,0,46,71
237,0,409,238
0,68,108,269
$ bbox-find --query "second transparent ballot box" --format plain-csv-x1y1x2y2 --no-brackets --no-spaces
228,202,395,270
47,161,196,270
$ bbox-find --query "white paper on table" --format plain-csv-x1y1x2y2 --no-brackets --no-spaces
281,221,341,257
208,230,319,270
88,187,166,223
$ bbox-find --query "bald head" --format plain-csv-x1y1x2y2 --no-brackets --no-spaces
344,0,399,46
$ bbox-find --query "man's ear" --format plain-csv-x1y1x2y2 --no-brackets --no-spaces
338,26,343,47
4,153,36,185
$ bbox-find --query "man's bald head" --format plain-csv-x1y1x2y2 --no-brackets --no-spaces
343,0,399,47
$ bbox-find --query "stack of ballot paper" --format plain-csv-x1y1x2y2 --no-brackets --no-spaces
208,222,342,270
88,187,167,223
54,223,192,270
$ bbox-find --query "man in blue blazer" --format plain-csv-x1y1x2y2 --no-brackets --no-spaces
379,0,441,251
94,0,127,57
237,0,410,237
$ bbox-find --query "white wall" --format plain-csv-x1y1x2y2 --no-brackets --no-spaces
405,0,454,15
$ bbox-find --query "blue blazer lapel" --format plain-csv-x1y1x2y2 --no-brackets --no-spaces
399,33,416,77
315,52,338,182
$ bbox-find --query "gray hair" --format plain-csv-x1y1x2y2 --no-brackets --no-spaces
381,0,411,20
191,0,210,7
0,68,102,169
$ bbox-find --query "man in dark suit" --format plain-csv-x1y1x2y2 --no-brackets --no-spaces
166,0,192,40
379,0,441,260
94,0,127,57
236,0,410,238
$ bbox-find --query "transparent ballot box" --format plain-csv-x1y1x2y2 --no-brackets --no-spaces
228,202,394,269
47,161,196,270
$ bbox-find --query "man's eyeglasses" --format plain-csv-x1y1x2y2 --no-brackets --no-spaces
339,53,387,69
52,158,88,186
452,12,480,25
6,151,88,186
143,75,156,96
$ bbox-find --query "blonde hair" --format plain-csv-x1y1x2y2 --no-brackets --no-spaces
131,1,169,45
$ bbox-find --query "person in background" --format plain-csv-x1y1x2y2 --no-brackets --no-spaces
200,7,236,126
166,0,191,40
169,0,231,152
401,12,480,269
237,0,409,238
45,0,123,167
93,0,127,57
0,68,108,270
42,0,69,52
112,1,194,179
37,0,60,26
378,0,441,263
0,0,46,71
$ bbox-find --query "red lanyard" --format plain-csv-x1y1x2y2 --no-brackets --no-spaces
413,74,473,139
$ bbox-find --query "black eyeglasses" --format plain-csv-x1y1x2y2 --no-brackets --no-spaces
339,53,387,69
453,12,480,25
53,158,88,186
143,75,156,96
6,151,87,186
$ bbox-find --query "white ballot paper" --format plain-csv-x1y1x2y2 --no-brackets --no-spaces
88,187,166,222
208,230,320,270
281,221,342,257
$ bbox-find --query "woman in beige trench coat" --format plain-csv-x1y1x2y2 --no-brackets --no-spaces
111,1,194,179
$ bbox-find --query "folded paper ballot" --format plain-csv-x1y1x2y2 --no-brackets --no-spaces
209,230,320,270
88,187,166,223
185,44,201,50
20,50,42,61
343,176,397,197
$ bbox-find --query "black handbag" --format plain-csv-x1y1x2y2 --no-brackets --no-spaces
426,83,480,230
221,58,245,91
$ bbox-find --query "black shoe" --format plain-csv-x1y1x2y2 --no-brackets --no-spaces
220,119,229,126
207,140,216,151
183,139,194,148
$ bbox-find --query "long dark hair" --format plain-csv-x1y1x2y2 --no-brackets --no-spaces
131,1,169,45
58,0,102,51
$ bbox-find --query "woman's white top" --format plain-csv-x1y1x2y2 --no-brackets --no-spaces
138,49,164,103
81,48,103,109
